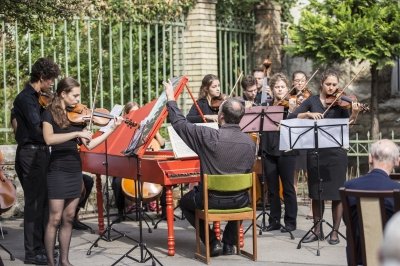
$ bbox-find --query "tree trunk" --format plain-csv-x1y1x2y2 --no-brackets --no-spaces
370,64,380,139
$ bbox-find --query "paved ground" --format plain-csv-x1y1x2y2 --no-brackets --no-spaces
0,204,347,266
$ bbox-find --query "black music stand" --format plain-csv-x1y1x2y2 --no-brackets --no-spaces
86,139,138,255
113,121,163,266
279,118,349,256
239,106,295,239
112,154,162,266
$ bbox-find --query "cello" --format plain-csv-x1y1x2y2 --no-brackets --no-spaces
0,151,16,214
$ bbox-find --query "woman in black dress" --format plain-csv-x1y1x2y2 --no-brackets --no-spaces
288,69,360,244
186,74,221,123
42,77,123,266
261,73,298,232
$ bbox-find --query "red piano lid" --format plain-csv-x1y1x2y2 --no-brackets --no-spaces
80,76,189,157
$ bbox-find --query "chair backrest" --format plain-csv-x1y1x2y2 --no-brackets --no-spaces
340,188,400,266
206,173,253,192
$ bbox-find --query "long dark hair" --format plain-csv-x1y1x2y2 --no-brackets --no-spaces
48,77,80,128
198,74,219,99
320,69,339,91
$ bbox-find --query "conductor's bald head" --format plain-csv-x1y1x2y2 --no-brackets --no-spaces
219,98,245,124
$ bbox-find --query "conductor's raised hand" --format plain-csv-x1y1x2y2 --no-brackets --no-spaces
163,80,175,101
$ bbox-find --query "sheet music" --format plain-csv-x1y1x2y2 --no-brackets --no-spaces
99,104,123,133
279,118,349,150
168,122,219,159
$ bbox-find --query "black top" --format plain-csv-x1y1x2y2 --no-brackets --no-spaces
167,100,256,178
186,98,218,123
42,109,85,172
260,105,296,157
288,95,350,119
13,84,45,145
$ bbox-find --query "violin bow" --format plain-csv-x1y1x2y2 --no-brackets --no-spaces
228,71,244,98
322,66,365,117
88,68,102,131
185,84,207,123
276,68,319,106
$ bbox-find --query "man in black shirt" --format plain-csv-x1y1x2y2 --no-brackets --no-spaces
14,58,60,265
164,80,256,257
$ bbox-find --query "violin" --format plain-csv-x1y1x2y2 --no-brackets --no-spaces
66,103,138,128
0,151,16,214
39,90,53,108
295,88,312,105
325,89,369,112
210,93,227,112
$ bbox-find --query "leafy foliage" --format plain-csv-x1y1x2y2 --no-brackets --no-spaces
0,0,86,33
285,0,400,68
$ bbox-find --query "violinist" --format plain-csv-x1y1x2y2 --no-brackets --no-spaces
186,74,221,123
260,73,298,233
290,71,311,196
42,77,123,266
13,57,60,265
253,66,272,105
240,75,259,108
288,69,361,245
291,70,312,106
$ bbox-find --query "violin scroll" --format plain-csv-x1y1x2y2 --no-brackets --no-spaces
39,90,53,109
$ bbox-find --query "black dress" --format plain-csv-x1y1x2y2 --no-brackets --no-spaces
42,110,85,199
186,98,218,123
288,95,350,200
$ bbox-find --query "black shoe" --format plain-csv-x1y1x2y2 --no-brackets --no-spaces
24,254,48,265
72,219,88,231
266,224,280,231
222,243,235,255
280,224,296,233
302,232,324,243
327,237,340,245
113,214,125,224
210,240,223,257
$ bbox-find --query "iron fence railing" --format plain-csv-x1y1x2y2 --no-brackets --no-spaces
0,18,186,143
216,18,255,96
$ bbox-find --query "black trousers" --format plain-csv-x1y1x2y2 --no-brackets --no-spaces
180,188,243,245
111,177,125,214
77,174,94,209
263,154,297,227
15,146,49,257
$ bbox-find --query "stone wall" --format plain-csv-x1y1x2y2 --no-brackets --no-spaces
177,0,218,111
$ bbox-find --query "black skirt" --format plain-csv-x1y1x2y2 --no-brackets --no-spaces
47,150,82,199
47,170,82,199
307,148,347,200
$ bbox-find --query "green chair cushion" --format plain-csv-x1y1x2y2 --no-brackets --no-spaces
207,207,253,213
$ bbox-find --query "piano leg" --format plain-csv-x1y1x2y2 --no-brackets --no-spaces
165,185,175,256
96,174,105,234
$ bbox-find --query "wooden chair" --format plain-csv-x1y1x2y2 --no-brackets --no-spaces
340,188,400,266
195,173,257,264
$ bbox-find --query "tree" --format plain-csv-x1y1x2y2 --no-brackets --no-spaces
0,0,86,33
285,0,400,139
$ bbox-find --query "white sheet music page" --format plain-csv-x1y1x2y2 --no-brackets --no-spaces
99,104,124,133
168,122,219,159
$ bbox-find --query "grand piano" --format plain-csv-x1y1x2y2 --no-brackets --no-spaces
80,76,200,256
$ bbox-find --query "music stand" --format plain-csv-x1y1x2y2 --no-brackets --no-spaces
86,139,138,255
280,118,349,256
113,119,163,266
240,106,295,239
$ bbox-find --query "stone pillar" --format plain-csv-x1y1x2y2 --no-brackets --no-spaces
176,0,218,111
253,1,282,74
